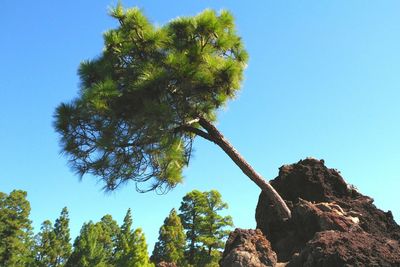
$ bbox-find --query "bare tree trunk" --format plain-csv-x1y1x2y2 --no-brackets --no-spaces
196,117,291,220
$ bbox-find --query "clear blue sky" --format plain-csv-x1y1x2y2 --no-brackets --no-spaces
1,0,399,251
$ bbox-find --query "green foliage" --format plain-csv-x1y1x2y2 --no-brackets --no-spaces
65,217,118,267
115,209,153,267
54,4,248,193
179,190,233,266
65,222,108,267
33,207,72,267
198,191,233,256
66,210,152,267
53,207,72,266
118,228,153,267
34,220,57,266
98,214,121,264
0,190,34,267
0,190,158,266
151,209,186,265
179,190,207,265
0,187,232,266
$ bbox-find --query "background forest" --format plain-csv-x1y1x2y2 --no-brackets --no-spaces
0,189,232,266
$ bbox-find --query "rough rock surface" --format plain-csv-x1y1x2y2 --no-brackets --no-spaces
220,228,277,267
288,230,400,267
221,158,400,266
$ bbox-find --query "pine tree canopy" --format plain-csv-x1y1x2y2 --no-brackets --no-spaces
54,4,248,193
55,4,291,221
53,207,72,266
151,208,186,265
198,190,233,255
178,190,232,266
33,207,72,267
35,220,57,266
66,221,111,267
115,209,153,267
0,190,33,267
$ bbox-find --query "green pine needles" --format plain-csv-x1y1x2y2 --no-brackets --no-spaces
0,190,33,267
151,209,186,265
151,190,233,266
54,4,248,193
55,4,291,220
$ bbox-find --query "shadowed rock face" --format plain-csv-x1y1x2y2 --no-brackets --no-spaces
221,158,400,266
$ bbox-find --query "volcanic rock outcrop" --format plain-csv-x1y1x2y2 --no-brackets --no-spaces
220,229,277,267
221,158,400,266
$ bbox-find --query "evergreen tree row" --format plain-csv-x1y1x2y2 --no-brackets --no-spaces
0,190,152,267
66,209,152,267
0,189,232,267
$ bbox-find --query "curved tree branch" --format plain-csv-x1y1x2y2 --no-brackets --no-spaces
175,125,215,143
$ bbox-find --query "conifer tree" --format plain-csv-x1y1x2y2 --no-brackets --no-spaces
125,228,153,267
98,214,120,264
0,190,34,267
198,190,233,265
34,220,57,266
115,209,132,265
179,190,233,266
151,209,186,265
33,208,71,267
66,219,117,267
54,4,290,221
53,207,72,266
179,190,207,265
115,209,153,267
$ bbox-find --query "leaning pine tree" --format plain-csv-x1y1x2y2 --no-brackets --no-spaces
54,4,291,220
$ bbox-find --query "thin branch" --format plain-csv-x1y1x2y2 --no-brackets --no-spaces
175,125,215,143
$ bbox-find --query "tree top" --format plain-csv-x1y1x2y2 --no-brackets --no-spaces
55,4,248,193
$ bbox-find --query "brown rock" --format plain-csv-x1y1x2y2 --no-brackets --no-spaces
294,199,361,233
219,158,400,266
269,158,352,203
220,228,277,267
255,158,400,261
288,230,400,267
259,198,362,261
